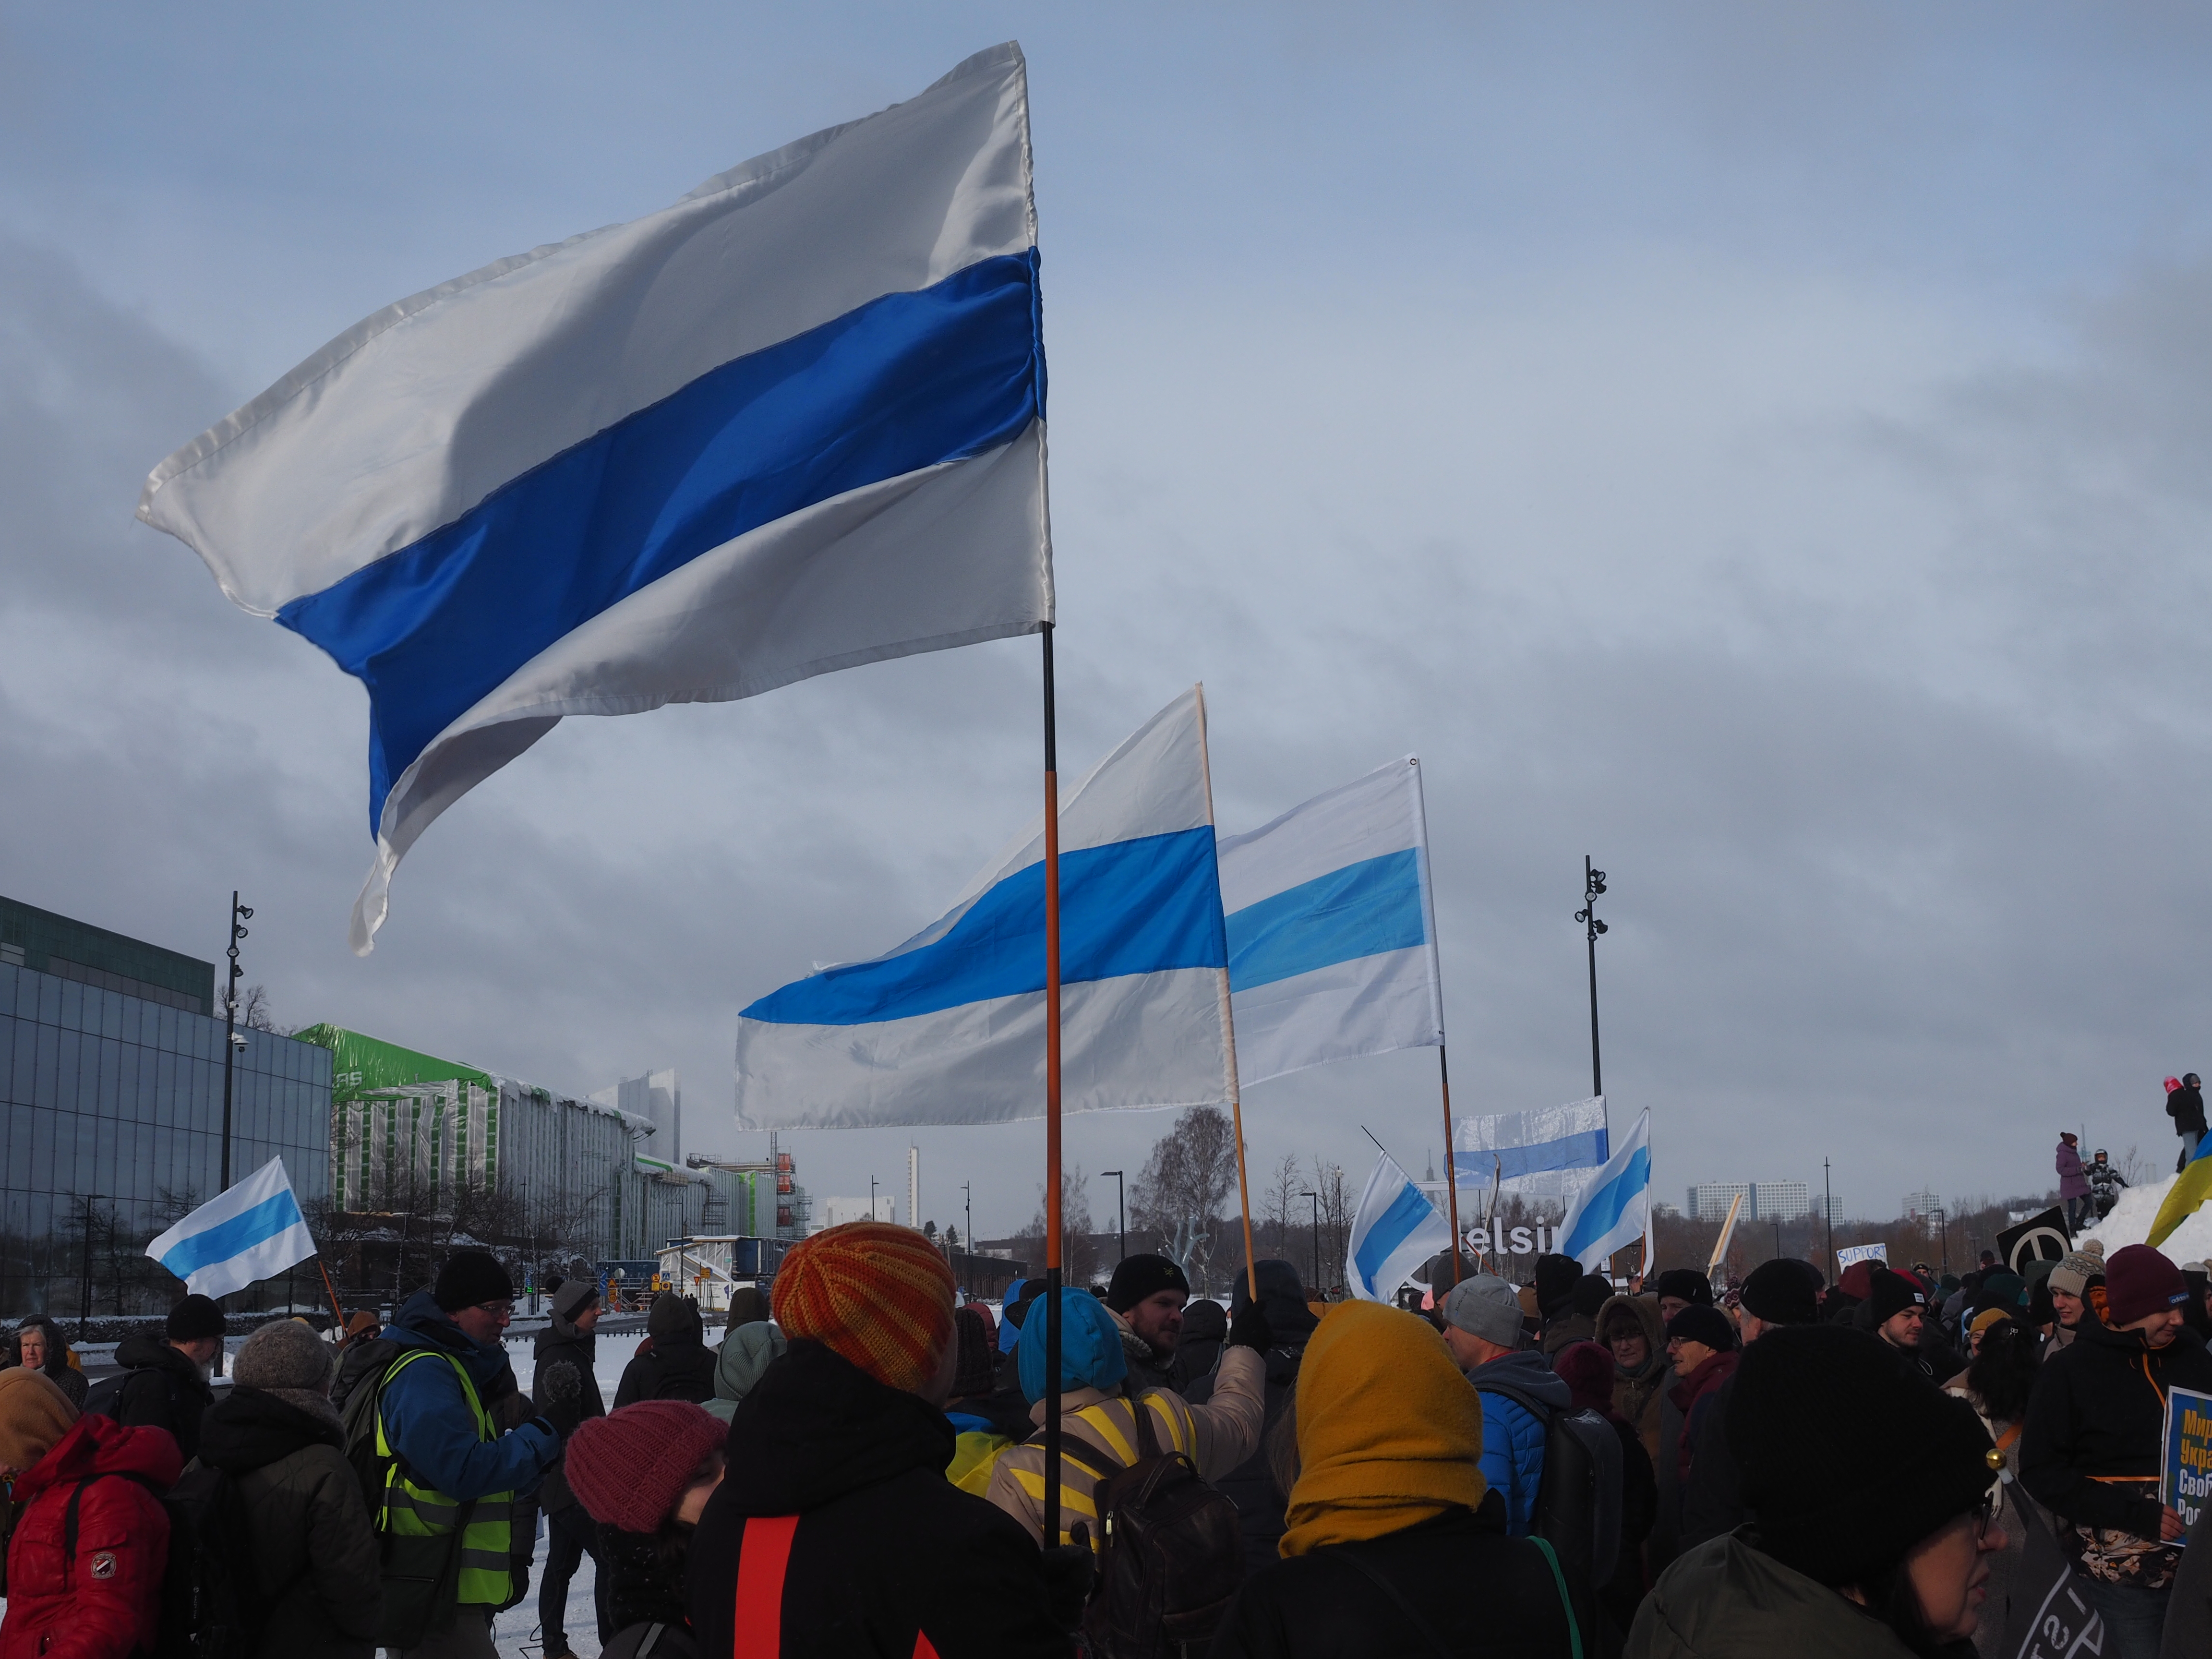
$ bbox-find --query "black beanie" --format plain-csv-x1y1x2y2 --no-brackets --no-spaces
1105,1254,1190,1314
1665,1305,1737,1352
1866,1268,1928,1328
1654,1268,1715,1307
1570,1274,1613,1319
433,1249,515,1312
1739,1259,1822,1326
1727,1325,1996,1585
166,1293,225,1341
1534,1253,1584,1317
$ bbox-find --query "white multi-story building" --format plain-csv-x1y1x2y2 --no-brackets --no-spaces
1903,1189,1942,1220
590,1069,682,1164
1688,1182,1752,1222
1752,1181,1813,1221
816,1194,896,1231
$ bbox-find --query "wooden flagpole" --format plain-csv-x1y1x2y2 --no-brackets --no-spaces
1193,685,1259,1304
1041,624,1065,1547
314,1254,347,1328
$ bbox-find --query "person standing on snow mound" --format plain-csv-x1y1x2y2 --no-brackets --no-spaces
686,1220,1079,1658
1628,1324,2008,1658
2170,1074,2208,1171
2059,1131,2093,1232
1101,1252,1190,1391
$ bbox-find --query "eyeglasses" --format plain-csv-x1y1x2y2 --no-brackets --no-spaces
473,1300,516,1318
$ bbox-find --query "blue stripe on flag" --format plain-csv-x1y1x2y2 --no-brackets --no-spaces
1354,1180,1438,1291
1225,849,1425,992
743,827,1226,1027
1563,1146,1650,1258
155,1191,304,1280
1454,1129,1611,1183
278,251,1046,831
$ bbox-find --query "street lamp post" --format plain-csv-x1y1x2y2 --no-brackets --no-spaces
869,1175,878,1223
1299,1190,1320,1295
1823,1158,1836,1279
219,892,253,1190
1101,1170,1126,1264
1574,860,1608,1105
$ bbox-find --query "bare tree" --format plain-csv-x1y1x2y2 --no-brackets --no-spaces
1133,1107,1239,1293
1262,1152,1301,1259
1308,1156,1351,1296
238,984,280,1034
1015,1165,1099,1286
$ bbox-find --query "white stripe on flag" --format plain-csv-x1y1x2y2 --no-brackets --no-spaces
1555,1109,1651,1271
1345,1150,1454,1302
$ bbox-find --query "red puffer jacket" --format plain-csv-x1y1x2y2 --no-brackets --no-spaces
1,1412,181,1659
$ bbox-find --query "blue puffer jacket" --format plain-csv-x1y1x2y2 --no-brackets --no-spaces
1471,1350,1571,1536
380,1289,557,1502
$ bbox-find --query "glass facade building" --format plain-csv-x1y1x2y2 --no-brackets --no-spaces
0,958,332,1317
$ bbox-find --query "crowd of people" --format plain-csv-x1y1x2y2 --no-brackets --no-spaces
0,1216,2209,1657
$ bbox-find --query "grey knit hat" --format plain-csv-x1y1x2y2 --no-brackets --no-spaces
551,1277,599,1323
2050,1240,2106,1300
1440,1273,1524,1348
233,1318,333,1393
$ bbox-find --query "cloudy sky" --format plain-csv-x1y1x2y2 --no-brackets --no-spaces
7,6,2212,1245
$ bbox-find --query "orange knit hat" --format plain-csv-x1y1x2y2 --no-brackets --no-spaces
771,1220,955,1393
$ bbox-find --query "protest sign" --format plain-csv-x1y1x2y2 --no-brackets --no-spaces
1835,1242,1888,1270
2164,1384,2212,1528
1998,1489,2106,1659
1998,1206,2073,1275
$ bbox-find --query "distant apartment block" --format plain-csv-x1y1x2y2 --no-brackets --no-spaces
1752,1181,1812,1221
1689,1180,1814,1223
1903,1189,1942,1220
1687,1182,1751,1222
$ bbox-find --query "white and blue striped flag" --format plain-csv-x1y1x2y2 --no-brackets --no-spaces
144,1156,319,1301
733,687,1234,1128
1217,757,1444,1086
1454,1097,1611,1201
138,46,1052,953
1555,1108,1652,1272
1345,1150,1455,1302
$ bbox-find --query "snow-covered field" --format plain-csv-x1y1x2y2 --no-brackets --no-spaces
2067,1169,2212,1263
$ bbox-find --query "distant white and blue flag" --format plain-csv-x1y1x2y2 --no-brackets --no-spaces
1454,1097,1610,1201
1217,757,1444,1085
1555,1108,1652,1272
1345,1150,1455,1302
144,1157,319,1301
138,46,1052,953
733,687,1234,1127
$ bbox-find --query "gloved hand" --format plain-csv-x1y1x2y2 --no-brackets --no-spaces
1038,1540,1094,1632
522,1414,567,1450
1227,1298,1274,1354
537,1359,584,1439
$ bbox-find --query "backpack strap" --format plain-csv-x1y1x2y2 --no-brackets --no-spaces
61,1478,93,1587
1528,1536,1584,1659
1330,1547,1455,1659
732,1513,799,1659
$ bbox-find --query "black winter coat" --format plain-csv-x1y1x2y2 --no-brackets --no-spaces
1209,1500,1575,1659
534,1321,608,1514
598,1520,691,1635
2171,1084,2208,1138
1186,1267,1319,1573
2021,1320,2212,1539
110,1330,216,1463
1677,1375,1745,1553
613,1335,717,1407
687,1338,1073,1658
1168,1300,1228,1394
329,1337,391,1414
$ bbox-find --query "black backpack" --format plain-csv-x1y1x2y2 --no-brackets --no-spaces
1061,1395,1244,1659
1531,1407,1622,1649
66,1466,266,1659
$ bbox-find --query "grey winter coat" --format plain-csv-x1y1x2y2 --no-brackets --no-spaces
1627,1534,1919,1659
192,1384,384,1659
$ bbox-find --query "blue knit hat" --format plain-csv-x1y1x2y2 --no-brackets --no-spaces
1016,1287,1127,1402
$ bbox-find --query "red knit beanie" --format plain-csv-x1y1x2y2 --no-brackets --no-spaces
2104,1244,2189,1328
771,1220,955,1394
564,1402,726,1534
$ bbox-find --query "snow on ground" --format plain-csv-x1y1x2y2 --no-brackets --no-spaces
2069,1169,2212,1263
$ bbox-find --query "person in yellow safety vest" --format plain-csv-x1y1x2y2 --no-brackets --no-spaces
376,1251,561,1659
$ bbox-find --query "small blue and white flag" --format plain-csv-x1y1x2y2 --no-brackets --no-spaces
734,687,1233,1127
1345,1150,1455,1303
1454,1097,1610,1198
144,1156,319,1302
1554,1108,1651,1273
139,45,1052,953
1217,757,1444,1086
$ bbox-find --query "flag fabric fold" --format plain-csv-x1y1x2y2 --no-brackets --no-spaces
144,1157,319,1301
1454,1097,1610,1197
1345,1150,1455,1302
1216,756,1444,1086
1554,1108,1651,1271
733,687,1233,1128
2151,1136,2212,1248
138,44,1051,953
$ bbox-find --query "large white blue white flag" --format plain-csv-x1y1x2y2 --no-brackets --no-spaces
734,688,1233,1128
1555,1108,1651,1272
1345,1150,1455,1302
1453,1096,1610,1201
1217,757,1444,1086
138,46,1051,954
144,1156,319,1301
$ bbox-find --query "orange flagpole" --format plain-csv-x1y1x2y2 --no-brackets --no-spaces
1041,624,1065,1546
